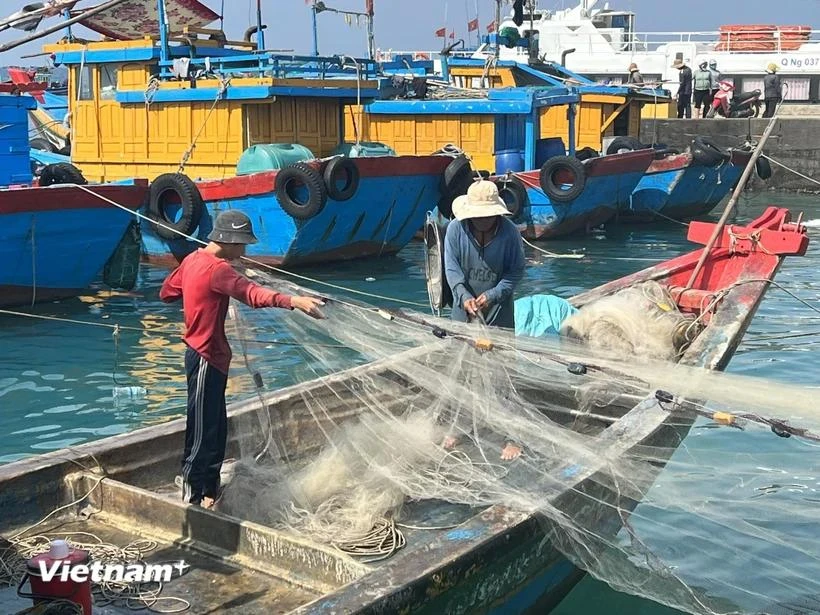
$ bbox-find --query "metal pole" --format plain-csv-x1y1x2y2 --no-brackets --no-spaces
494,0,501,56
256,0,265,50
684,115,780,290
311,2,319,56
157,0,168,65
367,14,375,60
0,0,130,53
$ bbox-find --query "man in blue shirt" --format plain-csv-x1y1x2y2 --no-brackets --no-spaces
444,180,526,329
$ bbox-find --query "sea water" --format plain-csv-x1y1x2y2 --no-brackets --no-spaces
1,192,819,614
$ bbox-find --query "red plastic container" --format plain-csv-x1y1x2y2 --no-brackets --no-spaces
22,540,93,615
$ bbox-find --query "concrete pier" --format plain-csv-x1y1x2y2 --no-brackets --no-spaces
639,117,820,192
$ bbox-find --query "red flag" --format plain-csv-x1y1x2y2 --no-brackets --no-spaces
365,0,374,16
449,31,455,39
468,18,479,32
435,27,446,37
486,20,496,33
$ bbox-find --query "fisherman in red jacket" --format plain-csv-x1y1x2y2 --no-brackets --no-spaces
160,210,323,508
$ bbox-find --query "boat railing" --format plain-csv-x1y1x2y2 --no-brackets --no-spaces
153,49,381,82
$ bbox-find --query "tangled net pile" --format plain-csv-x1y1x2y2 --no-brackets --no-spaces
219,272,820,615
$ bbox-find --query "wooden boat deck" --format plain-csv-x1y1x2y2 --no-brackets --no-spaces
0,516,319,614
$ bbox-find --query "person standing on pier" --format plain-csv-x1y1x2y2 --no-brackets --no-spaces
763,63,782,119
160,210,324,509
673,59,692,119
708,60,722,109
693,61,713,118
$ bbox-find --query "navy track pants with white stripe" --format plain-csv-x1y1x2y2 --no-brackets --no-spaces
182,346,228,504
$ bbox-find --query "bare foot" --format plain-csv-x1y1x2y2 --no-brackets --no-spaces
201,497,216,510
501,443,522,461
442,435,459,450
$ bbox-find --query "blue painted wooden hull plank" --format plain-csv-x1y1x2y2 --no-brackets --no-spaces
140,172,442,267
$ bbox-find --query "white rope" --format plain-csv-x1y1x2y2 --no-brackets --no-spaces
177,76,231,174
763,154,820,187
522,237,584,259
68,184,430,309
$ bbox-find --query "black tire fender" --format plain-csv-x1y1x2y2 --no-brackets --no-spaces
575,146,599,161
691,136,728,167
275,162,328,220
539,156,587,203
437,155,474,219
605,136,645,155
147,173,204,241
755,156,772,180
39,162,88,186
323,156,360,201
494,176,529,223
440,155,473,194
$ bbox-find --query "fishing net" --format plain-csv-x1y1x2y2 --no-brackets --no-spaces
220,271,820,615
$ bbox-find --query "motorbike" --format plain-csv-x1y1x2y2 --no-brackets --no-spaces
706,80,762,118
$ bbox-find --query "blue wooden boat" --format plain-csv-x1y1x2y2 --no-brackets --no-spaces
41,3,457,268
140,155,452,267
624,148,753,222
0,89,147,308
355,87,654,239
491,148,653,239
0,208,808,614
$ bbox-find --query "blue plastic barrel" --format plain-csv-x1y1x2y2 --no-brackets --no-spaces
236,143,315,175
0,94,36,186
535,138,566,168
495,149,525,174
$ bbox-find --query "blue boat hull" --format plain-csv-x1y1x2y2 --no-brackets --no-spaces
491,150,655,240
140,156,451,267
626,150,751,222
0,184,147,306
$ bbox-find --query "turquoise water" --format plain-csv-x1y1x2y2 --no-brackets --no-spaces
1,192,819,613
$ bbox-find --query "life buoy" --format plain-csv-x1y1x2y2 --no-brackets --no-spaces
423,215,453,313
494,176,529,223
605,136,646,156
275,162,328,220
437,155,474,219
755,156,772,180
691,136,728,168
323,156,360,201
148,173,204,241
38,162,87,187
539,156,587,203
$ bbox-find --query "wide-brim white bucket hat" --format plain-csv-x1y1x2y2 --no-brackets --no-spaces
452,180,511,221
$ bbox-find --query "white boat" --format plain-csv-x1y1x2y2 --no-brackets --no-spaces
488,0,818,100
381,0,819,102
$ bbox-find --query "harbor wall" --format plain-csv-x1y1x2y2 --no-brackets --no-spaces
639,117,820,193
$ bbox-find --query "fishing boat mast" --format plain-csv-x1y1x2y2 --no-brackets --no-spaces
255,0,265,50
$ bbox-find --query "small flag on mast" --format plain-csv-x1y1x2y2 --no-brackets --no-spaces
486,20,496,33
467,18,478,32
435,26,446,37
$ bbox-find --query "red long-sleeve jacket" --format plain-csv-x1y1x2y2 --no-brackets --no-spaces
160,249,292,374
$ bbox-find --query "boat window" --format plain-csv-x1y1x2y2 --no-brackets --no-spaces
100,64,120,100
75,65,92,101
